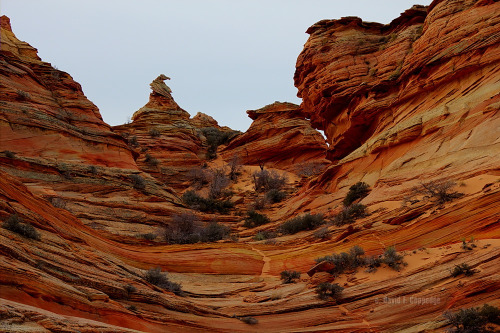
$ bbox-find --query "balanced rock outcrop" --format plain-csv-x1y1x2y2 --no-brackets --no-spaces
221,102,329,172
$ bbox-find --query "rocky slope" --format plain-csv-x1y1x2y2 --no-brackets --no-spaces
1,1,500,332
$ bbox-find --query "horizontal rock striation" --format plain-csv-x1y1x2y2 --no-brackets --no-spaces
221,102,329,172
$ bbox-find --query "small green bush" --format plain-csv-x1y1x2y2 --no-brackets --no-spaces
2,214,40,241
253,170,287,193
315,245,366,275
420,180,463,205
128,135,139,147
130,174,146,190
139,233,157,241
244,210,270,228
450,263,477,277
144,154,159,167
16,90,31,101
144,267,182,295
239,316,258,325
201,127,240,159
280,270,301,284
4,150,16,158
280,213,324,235
200,221,230,242
333,203,368,226
381,246,406,271
182,190,233,214
149,128,161,138
444,304,500,332
254,230,277,241
343,182,370,206
265,189,287,203
315,282,343,300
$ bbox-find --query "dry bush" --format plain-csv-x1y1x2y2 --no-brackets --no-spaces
208,168,230,199
228,155,242,181
253,169,287,193
187,167,210,190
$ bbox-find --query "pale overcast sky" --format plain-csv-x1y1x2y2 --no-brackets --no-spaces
2,1,431,131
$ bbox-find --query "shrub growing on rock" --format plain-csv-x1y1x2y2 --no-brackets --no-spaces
253,169,287,193
244,210,270,228
381,246,406,271
280,213,324,235
182,190,233,214
149,128,161,138
130,174,146,190
144,267,182,295
200,221,230,242
254,230,277,241
280,270,301,284
444,304,500,333
343,182,371,206
315,282,343,301
450,263,477,277
265,189,287,203
2,214,40,241
239,316,258,325
333,203,368,226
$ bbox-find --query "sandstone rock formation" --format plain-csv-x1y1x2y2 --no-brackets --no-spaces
1,1,500,331
221,102,329,172
0,15,183,240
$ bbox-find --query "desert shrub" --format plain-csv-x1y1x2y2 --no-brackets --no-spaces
144,267,182,295
315,282,343,300
228,155,242,181
280,270,301,284
164,213,230,244
315,245,367,275
200,221,230,242
201,127,239,159
208,168,230,199
50,197,67,209
128,135,139,147
419,180,463,205
365,255,382,273
244,210,270,228
127,305,138,312
164,212,201,244
313,227,330,239
254,230,277,241
343,182,370,206
298,162,324,177
182,190,233,214
149,128,161,138
124,284,137,299
4,150,16,158
253,170,287,193
2,214,40,241
252,196,269,210
88,165,98,175
265,189,287,204
187,167,210,190
444,304,500,332
381,246,406,271
144,154,159,167
280,213,324,234
239,316,258,325
130,174,146,190
450,263,477,277
16,90,31,101
333,203,368,226
139,233,157,241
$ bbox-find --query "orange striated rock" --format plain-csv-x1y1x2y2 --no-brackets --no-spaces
0,15,136,169
221,102,329,172
290,0,500,218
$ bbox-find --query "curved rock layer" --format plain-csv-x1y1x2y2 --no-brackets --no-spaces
0,16,183,239
292,0,500,214
221,102,329,172
1,2,500,332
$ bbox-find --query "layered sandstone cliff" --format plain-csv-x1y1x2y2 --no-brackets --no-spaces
1,1,499,332
221,102,329,172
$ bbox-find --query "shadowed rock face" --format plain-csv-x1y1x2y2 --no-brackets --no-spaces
221,102,329,172
1,1,500,332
